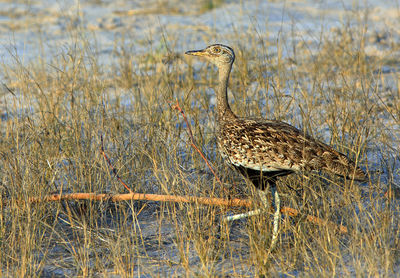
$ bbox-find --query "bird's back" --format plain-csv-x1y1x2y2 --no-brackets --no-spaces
217,117,366,182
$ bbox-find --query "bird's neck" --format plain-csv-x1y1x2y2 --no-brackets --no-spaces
216,63,236,122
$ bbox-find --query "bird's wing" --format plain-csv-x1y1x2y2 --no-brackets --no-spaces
218,118,365,181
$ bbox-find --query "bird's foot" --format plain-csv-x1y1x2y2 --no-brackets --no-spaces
223,209,262,222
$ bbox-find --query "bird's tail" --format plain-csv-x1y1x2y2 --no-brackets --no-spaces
347,165,367,182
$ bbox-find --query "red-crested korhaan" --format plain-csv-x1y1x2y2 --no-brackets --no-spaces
185,44,366,248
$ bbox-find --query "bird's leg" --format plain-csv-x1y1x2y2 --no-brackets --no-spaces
223,189,266,222
223,188,269,222
270,184,280,249
256,184,280,249
224,184,280,249
223,208,262,222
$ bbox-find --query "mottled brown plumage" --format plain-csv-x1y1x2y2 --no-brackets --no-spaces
186,44,365,248
219,116,366,189
186,44,365,190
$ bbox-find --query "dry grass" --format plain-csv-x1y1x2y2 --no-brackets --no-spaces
0,6,399,277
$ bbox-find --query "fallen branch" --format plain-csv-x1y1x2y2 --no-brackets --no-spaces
29,192,251,207
26,192,347,234
280,207,348,234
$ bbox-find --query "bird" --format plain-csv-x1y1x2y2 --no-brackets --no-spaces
185,44,366,248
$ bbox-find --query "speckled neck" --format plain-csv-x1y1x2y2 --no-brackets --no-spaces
216,62,236,123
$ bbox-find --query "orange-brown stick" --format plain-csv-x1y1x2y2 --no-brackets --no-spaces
281,207,348,234
30,192,251,207
27,192,347,234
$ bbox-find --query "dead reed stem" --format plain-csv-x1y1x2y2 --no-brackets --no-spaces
100,135,133,192
170,99,224,186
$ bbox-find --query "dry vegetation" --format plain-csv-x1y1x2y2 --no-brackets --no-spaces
0,6,399,277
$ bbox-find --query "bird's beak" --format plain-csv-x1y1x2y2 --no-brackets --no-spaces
185,49,207,57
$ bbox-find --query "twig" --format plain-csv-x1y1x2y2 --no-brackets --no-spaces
25,192,347,234
170,99,223,186
100,135,132,192
29,192,251,207
280,207,347,234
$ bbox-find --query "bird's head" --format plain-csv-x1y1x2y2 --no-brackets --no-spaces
185,44,235,66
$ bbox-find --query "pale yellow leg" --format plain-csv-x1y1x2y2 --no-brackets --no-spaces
224,186,280,249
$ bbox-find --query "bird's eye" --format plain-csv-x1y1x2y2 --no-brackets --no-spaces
213,47,221,53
